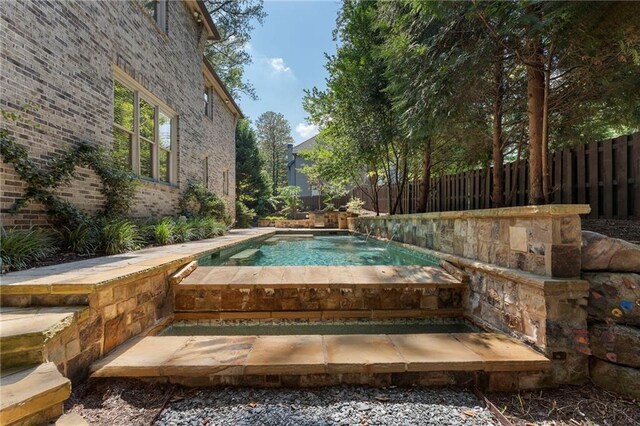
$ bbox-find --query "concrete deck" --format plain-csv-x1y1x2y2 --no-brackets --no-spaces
179,265,460,289
91,332,550,378
0,229,275,295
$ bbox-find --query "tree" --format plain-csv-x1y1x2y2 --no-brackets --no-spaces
235,119,271,216
204,0,266,100
255,111,293,195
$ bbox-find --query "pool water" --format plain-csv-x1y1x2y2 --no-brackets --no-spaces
198,235,438,267
160,321,475,336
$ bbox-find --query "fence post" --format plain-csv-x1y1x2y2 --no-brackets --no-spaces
616,135,628,219
603,138,613,218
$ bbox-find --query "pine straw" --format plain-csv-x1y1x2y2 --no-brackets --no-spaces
487,384,640,426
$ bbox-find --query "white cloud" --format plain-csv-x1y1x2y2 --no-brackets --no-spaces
295,123,319,139
268,57,291,73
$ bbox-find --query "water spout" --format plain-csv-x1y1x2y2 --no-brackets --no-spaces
386,223,401,248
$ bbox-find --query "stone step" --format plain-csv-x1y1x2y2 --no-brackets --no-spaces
175,265,464,318
0,363,71,426
90,332,550,387
0,307,86,370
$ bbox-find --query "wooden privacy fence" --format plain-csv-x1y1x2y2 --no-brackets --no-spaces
349,132,640,219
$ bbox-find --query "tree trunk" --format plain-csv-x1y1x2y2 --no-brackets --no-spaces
418,138,432,212
541,52,552,203
526,38,545,205
492,51,505,207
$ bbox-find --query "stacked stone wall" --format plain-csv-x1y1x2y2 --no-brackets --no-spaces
355,205,592,385
581,231,640,399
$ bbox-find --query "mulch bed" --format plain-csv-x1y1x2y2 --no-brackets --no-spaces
486,384,640,426
65,378,177,426
581,219,640,244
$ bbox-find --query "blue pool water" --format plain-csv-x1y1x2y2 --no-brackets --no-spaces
198,235,438,266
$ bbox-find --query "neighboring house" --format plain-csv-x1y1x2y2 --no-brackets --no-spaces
287,135,320,197
0,0,242,228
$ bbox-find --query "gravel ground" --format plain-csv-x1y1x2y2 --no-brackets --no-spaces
157,386,497,426
67,379,498,426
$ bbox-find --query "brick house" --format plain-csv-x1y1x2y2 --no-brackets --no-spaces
0,0,242,228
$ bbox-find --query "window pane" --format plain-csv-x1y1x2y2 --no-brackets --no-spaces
114,81,134,131
204,89,209,116
140,139,153,178
137,0,157,20
159,111,171,149
159,149,170,182
113,127,132,169
139,99,155,141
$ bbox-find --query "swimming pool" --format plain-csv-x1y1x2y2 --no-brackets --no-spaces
198,235,438,267
160,319,475,336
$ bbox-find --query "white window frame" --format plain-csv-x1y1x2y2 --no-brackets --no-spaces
112,67,177,184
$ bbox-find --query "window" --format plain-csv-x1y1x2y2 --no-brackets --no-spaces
204,88,210,117
137,0,168,33
223,169,229,196
113,77,175,184
203,156,209,188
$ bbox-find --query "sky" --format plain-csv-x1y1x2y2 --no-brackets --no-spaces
238,0,341,145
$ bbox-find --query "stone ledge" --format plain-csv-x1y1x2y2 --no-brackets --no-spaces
173,309,465,321
0,229,275,296
385,240,588,292
356,205,591,221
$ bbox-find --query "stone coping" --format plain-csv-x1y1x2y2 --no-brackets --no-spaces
0,229,275,295
178,265,461,289
91,332,550,378
173,309,465,321
356,204,591,221
0,307,86,343
372,237,588,292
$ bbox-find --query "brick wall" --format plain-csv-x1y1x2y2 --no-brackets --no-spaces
1,0,236,227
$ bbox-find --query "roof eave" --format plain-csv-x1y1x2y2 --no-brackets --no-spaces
203,57,244,119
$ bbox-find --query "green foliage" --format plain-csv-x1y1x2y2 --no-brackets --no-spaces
235,200,256,228
346,197,365,214
190,217,227,240
235,119,272,216
179,180,230,224
255,112,294,195
261,215,286,221
99,219,142,255
203,0,266,100
276,186,303,219
1,227,58,273
59,222,99,255
153,217,175,246
172,217,193,243
0,129,138,228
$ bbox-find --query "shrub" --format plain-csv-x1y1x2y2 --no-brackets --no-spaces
346,197,365,214
99,219,141,255
172,217,193,243
153,217,174,246
191,217,227,240
236,200,256,228
0,227,58,273
59,221,98,255
277,185,303,219
179,180,230,224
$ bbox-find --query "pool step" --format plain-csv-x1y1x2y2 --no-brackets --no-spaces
90,333,550,389
174,266,465,320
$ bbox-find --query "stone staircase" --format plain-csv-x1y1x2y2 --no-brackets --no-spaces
90,264,551,390
0,307,86,425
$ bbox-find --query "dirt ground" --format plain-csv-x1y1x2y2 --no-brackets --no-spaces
581,218,640,244
65,379,640,426
486,385,640,426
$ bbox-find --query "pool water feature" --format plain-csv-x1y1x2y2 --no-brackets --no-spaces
198,235,438,267
160,320,476,336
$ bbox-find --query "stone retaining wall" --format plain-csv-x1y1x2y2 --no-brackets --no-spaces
354,205,589,278
354,205,592,385
1,265,179,383
581,231,640,399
